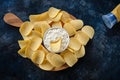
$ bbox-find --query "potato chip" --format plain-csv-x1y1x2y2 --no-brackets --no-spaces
52,22,62,28
29,11,49,22
53,64,68,71
63,23,76,36
39,60,54,71
50,54,65,67
39,45,49,54
18,40,30,48
29,36,42,51
68,38,81,51
81,25,95,39
70,19,84,30
48,7,60,18
46,53,54,63
67,47,74,53
20,21,34,36
63,50,78,67
25,46,34,59
18,46,26,58
34,21,50,37
31,50,45,64
53,12,63,22
50,37,62,52
61,11,73,23
74,31,89,45
74,46,85,58
32,30,43,38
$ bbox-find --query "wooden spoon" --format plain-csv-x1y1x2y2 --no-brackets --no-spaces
3,13,23,27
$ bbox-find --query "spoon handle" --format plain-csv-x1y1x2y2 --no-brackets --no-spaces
3,13,23,27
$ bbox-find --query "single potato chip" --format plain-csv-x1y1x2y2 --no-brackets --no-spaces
74,31,89,45
81,25,95,39
52,22,62,28
29,36,42,51
50,37,62,52
61,11,73,23
74,46,85,58
29,11,49,22
25,46,34,59
63,23,76,36
51,54,65,67
18,46,26,58
39,60,54,71
68,38,81,51
31,50,45,64
20,21,34,36
70,19,84,30
63,51,78,67
48,7,60,18
53,12,63,22
18,40,30,48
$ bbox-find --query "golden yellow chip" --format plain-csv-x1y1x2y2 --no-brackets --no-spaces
74,46,85,58
68,38,81,51
39,60,54,71
47,53,65,67
18,46,26,58
74,31,89,45
32,30,43,38
29,11,49,22
81,25,95,39
25,46,34,59
31,50,45,64
61,11,73,23
39,45,49,54
34,21,50,37
63,51,78,67
20,21,34,36
18,40,30,48
50,37,62,52
29,36,42,51
67,47,74,53
69,19,84,30
63,23,76,36
48,7,60,18
52,22,62,28
53,12,63,22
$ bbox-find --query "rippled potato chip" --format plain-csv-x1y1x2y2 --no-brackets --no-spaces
39,60,54,71
29,36,42,51
62,50,78,67
18,46,26,58
29,12,49,22
81,25,95,39
50,38,62,52
34,21,50,38
47,54,65,67
70,19,84,30
39,45,49,54
25,46,34,59
18,40,30,48
20,21,34,36
74,46,85,58
74,31,89,45
61,11,73,23
53,12,63,22
48,7,60,18
31,50,45,64
69,38,81,51
52,22,62,28
63,23,76,36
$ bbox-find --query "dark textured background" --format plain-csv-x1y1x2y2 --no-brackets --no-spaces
0,0,120,80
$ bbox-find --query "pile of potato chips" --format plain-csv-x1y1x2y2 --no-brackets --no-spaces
18,7,95,71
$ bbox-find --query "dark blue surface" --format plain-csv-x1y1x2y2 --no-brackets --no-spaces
0,0,120,80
